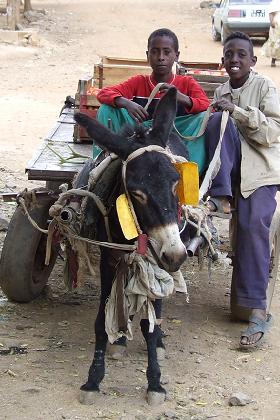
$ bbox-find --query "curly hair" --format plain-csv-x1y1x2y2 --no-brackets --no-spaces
147,28,179,52
223,31,254,55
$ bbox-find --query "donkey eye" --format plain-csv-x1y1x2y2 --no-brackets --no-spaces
172,181,179,196
131,190,147,205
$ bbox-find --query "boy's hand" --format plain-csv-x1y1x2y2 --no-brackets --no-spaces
212,99,235,114
159,84,192,108
115,97,149,123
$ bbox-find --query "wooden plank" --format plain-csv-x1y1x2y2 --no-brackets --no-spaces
178,61,223,70
94,63,150,88
45,108,76,143
189,73,228,84
101,57,222,71
102,56,148,66
57,110,76,124
26,141,92,181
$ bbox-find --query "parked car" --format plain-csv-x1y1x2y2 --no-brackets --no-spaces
211,0,272,44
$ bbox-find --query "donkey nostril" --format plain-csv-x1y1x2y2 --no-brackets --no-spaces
161,251,186,272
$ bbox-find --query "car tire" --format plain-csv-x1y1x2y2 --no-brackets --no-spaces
221,24,230,45
211,21,221,42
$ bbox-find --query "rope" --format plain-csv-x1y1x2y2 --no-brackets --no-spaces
64,232,137,251
18,197,48,234
182,204,216,257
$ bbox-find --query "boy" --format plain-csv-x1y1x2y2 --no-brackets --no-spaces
205,32,280,348
96,28,210,173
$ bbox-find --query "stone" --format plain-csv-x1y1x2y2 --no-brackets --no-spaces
0,215,9,231
229,392,253,406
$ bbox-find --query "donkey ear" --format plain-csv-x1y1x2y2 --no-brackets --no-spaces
149,86,177,147
74,113,131,160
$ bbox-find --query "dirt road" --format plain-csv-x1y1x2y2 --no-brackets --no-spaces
0,1,280,419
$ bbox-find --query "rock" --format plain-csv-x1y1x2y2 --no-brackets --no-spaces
200,1,217,8
147,391,166,406
229,392,253,406
164,411,178,418
0,215,9,232
135,415,148,420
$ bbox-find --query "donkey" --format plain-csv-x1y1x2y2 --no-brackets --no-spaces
73,87,190,405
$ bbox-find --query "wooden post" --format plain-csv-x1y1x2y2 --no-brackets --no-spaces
6,0,20,30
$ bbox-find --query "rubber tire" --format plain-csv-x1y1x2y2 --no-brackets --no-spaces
0,198,58,302
211,21,221,42
221,24,230,45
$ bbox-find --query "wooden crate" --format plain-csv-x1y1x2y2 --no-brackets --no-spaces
177,61,228,99
94,57,150,89
74,75,100,142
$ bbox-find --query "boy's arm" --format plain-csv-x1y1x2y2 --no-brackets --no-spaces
158,77,210,113
183,77,210,113
97,75,141,106
231,82,280,147
96,75,149,122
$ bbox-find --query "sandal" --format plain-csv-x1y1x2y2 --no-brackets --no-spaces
239,313,272,350
206,197,232,219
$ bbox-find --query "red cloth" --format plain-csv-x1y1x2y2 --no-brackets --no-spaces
97,74,209,117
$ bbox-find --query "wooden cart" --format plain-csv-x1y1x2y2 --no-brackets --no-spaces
0,57,279,307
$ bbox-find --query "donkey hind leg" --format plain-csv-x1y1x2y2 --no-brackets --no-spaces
140,317,166,405
79,301,108,405
79,248,124,404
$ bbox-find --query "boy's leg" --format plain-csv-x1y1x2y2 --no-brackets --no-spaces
232,185,278,346
206,112,241,199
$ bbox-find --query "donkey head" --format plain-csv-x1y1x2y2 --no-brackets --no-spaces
74,87,187,272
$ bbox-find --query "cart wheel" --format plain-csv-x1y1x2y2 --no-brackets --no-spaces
231,208,280,320
0,198,58,302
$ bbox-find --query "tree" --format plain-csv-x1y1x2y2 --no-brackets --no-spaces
24,0,32,12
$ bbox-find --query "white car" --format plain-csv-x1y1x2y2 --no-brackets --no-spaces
212,0,272,44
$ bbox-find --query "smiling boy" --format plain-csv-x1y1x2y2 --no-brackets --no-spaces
206,32,280,348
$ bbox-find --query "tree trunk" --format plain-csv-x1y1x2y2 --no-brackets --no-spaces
7,0,20,30
24,0,32,12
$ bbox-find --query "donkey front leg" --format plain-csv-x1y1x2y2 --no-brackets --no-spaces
154,299,166,361
140,313,166,406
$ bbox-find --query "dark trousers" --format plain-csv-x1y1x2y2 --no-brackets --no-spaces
206,112,277,310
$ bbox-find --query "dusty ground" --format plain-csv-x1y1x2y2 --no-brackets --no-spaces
0,1,280,419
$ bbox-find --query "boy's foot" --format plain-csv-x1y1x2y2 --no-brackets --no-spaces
271,58,276,67
239,308,272,349
205,197,232,219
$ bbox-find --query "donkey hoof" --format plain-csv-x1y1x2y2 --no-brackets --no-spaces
79,389,99,405
156,347,166,361
147,390,166,406
108,344,127,360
